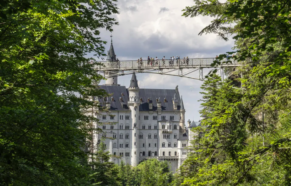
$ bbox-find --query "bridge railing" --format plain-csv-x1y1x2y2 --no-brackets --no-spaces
95,58,238,71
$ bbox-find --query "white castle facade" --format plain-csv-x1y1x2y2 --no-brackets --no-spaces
92,40,197,172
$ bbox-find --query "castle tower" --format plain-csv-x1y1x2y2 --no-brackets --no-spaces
128,73,140,166
105,35,118,85
179,96,186,130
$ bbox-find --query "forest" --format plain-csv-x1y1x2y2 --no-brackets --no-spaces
1,0,291,185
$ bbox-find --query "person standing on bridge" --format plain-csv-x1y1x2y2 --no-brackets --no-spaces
186,56,189,65
183,57,185,64
162,56,165,65
155,56,158,65
148,56,150,65
140,57,143,65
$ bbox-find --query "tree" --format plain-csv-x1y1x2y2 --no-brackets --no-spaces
90,140,121,186
0,0,118,185
177,0,291,185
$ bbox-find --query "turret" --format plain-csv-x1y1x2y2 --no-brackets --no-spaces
179,96,186,131
127,72,140,166
105,35,118,85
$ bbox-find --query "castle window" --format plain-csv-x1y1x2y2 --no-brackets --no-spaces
148,151,151,156
168,142,171,147
163,151,165,156
169,152,171,156
102,133,106,138
182,144,187,147
102,115,106,120
113,143,116,148
114,152,116,156
154,134,157,139
153,116,157,120
120,144,123,148
125,143,129,148
143,143,145,147
170,116,174,121
125,115,130,120
175,151,177,156
134,123,136,128
125,126,130,129
113,133,116,139
120,125,123,129
174,134,177,139
174,125,177,130
125,134,129,139
155,143,157,147
120,152,123,156
142,125,145,129
162,116,166,120
148,134,151,139
143,151,145,156
110,115,114,120
154,125,158,129
174,143,177,147
148,125,151,129
120,115,123,120
125,152,130,156
139,134,143,139
102,125,106,130
155,151,157,156
144,116,149,120
120,134,123,139
162,125,165,129
149,143,151,147
162,142,165,147
110,125,114,129
163,134,166,139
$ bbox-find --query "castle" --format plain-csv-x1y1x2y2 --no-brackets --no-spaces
93,39,197,172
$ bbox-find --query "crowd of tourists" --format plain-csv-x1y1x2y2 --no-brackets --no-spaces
135,56,190,66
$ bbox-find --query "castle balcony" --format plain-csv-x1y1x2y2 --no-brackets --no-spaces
162,129,172,134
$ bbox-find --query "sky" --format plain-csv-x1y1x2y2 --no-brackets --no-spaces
91,0,234,122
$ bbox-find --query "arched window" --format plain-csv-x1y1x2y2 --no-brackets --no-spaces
113,133,116,139
162,142,165,147
169,152,171,156
120,134,123,139
113,143,116,148
162,125,165,129
174,125,177,129
174,151,177,156
148,151,151,156
174,143,177,147
168,142,171,147
148,134,151,139
125,133,129,139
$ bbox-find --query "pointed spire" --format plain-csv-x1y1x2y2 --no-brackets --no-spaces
191,121,197,128
107,34,116,62
180,96,185,111
129,72,139,88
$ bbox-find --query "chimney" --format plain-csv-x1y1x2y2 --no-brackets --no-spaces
148,98,153,110
157,98,161,114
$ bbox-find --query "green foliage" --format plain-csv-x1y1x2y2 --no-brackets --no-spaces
90,140,121,186
0,0,118,185
177,0,291,185
116,159,173,186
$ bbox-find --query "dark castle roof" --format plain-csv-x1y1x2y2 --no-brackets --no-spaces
106,37,116,62
98,85,183,111
129,73,138,88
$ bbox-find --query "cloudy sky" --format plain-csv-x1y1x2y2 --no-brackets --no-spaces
94,0,234,122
